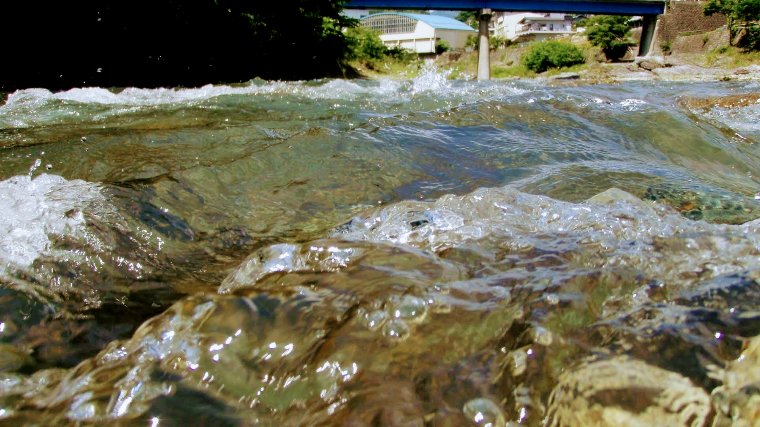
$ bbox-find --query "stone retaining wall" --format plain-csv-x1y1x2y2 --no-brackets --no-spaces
657,1,727,43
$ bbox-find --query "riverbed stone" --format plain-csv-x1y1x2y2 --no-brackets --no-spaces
711,335,760,426
635,56,672,71
546,357,711,427
550,72,581,81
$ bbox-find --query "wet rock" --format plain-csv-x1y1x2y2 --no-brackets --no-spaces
546,357,711,426
550,72,581,81
653,64,723,80
340,380,425,426
0,344,32,372
586,187,647,206
644,184,758,224
635,56,672,71
711,335,760,426
680,93,760,110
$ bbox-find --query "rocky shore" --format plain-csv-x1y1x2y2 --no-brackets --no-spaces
576,56,760,84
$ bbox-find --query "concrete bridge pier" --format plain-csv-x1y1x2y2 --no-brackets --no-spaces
477,8,492,80
637,14,659,57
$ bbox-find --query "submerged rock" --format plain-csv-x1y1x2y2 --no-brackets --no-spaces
711,335,760,426
546,357,711,427
2,187,760,425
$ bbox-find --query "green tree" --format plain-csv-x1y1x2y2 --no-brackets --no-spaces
704,0,760,50
522,40,585,73
220,0,356,79
456,11,479,29
1,0,357,90
583,15,635,60
346,26,388,61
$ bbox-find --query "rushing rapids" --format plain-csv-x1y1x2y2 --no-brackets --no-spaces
0,68,759,425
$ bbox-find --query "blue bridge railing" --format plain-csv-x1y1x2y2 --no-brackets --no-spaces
346,0,665,15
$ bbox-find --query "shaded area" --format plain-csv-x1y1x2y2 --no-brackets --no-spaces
0,0,353,91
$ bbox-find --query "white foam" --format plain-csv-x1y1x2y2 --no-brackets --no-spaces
1,70,531,129
0,173,102,273
705,101,760,136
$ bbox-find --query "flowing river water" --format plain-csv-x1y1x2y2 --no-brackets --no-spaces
1,67,760,425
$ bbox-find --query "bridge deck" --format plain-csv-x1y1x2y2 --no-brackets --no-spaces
346,0,665,15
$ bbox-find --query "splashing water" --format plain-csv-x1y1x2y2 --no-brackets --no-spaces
1,73,760,425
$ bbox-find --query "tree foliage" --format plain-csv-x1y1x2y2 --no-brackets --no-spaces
346,26,388,61
456,11,479,29
490,35,512,49
522,40,585,73
705,0,760,50
0,0,356,91
583,15,635,60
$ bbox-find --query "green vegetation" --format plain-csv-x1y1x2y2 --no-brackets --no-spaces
346,26,389,62
492,64,535,78
522,40,585,73
436,39,451,54
456,11,479,29
704,45,760,65
465,34,479,50
704,0,760,50
660,40,673,55
583,15,635,60
490,35,512,50
345,25,422,77
1,0,355,90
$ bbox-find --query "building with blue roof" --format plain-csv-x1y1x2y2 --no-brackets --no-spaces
360,12,477,54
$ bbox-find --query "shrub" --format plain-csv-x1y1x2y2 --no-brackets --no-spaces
490,35,511,49
465,34,479,50
387,46,416,61
436,39,451,54
522,40,585,73
584,15,635,60
345,26,388,61
660,40,672,55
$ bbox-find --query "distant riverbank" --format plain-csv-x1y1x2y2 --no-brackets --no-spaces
352,27,760,86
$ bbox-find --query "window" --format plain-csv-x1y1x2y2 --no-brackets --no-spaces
361,15,417,35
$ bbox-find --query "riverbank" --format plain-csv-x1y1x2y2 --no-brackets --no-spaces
353,37,760,85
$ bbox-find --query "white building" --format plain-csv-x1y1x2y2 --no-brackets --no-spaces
343,9,370,19
360,12,476,54
493,12,575,42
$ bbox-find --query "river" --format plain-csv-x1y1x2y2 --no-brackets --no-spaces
1,67,759,425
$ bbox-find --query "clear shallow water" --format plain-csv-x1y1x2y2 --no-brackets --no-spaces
1,69,760,425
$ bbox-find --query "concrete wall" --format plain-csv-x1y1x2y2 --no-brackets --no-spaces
437,29,473,50
657,1,727,44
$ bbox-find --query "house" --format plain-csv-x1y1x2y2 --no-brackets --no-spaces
359,12,477,54
493,12,575,42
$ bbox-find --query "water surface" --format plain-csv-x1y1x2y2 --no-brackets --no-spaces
1,68,760,425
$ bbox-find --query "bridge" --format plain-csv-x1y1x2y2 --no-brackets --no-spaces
346,0,665,79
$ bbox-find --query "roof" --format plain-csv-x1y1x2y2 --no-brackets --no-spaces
519,15,569,23
362,12,476,31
